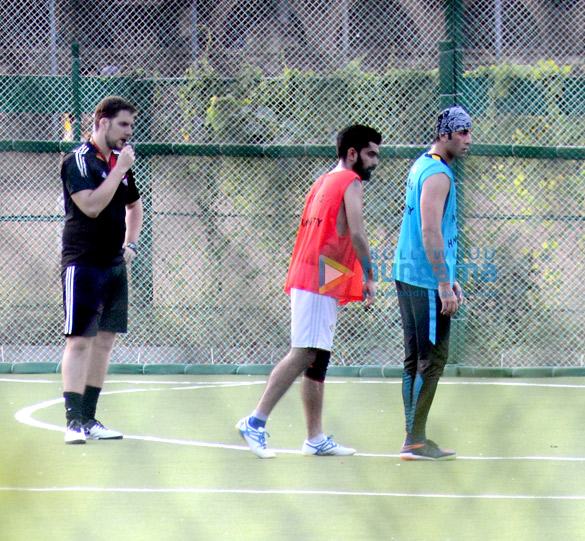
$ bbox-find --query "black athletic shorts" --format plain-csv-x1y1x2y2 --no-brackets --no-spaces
62,262,128,337
395,281,451,368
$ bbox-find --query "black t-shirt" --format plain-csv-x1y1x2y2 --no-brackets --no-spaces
61,142,140,269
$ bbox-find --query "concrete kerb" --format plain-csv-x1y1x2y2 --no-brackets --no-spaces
0,362,582,378
11,362,60,374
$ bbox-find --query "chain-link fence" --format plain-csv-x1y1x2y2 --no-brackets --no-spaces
0,0,584,368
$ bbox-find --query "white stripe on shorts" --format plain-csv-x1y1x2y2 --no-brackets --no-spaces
63,265,76,334
290,288,338,351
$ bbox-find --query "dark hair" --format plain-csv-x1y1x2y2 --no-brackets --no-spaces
336,124,382,159
94,96,137,130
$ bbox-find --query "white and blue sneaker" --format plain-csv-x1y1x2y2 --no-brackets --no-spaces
83,419,123,440
64,419,86,445
236,416,275,459
301,436,356,456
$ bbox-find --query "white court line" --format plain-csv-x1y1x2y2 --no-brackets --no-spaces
442,381,585,389
0,377,269,385
0,486,584,500
356,452,585,462
0,378,57,384
9,375,585,504
13,385,585,462
13,390,298,454
356,380,585,389
14,381,265,435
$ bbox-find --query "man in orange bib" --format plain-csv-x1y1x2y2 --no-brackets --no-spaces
236,125,381,458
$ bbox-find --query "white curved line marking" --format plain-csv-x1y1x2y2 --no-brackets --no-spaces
14,397,66,433
11,378,585,461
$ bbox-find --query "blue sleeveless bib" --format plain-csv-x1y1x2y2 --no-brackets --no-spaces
391,153,458,289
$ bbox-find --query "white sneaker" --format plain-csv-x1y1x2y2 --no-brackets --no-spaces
64,420,86,445
301,436,356,456
235,416,275,459
83,419,123,440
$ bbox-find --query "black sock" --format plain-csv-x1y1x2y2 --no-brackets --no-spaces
63,392,83,423
81,386,102,424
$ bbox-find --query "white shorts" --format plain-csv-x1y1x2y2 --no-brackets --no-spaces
290,288,339,351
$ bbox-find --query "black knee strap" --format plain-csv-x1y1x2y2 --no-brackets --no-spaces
304,349,331,382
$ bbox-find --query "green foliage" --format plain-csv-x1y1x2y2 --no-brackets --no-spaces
462,155,585,363
180,57,585,148
463,59,585,145
177,59,226,143
452,61,585,364
466,60,571,100
178,60,438,145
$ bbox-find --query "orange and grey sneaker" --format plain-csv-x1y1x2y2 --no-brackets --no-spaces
400,439,456,461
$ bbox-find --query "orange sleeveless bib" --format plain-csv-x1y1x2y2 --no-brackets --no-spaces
284,169,364,305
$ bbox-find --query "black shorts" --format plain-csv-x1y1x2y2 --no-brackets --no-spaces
395,281,451,369
62,263,128,337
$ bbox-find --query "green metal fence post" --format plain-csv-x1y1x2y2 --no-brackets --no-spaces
71,40,81,142
129,79,154,311
438,40,456,108
441,0,467,365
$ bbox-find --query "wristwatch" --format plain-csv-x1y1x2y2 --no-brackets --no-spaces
126,242,138,254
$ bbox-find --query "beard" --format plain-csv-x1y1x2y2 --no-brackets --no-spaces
353,154,375,180
105,129,124,151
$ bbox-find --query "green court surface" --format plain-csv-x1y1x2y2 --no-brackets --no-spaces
1,374,585,541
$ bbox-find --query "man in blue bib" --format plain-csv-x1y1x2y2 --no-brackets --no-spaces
391,106,472,460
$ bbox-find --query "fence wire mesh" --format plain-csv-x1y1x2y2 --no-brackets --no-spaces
0,1,584,367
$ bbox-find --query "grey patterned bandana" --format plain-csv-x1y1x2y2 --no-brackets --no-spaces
437,106,471,134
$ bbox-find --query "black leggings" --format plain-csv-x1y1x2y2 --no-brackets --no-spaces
395,281,451,439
